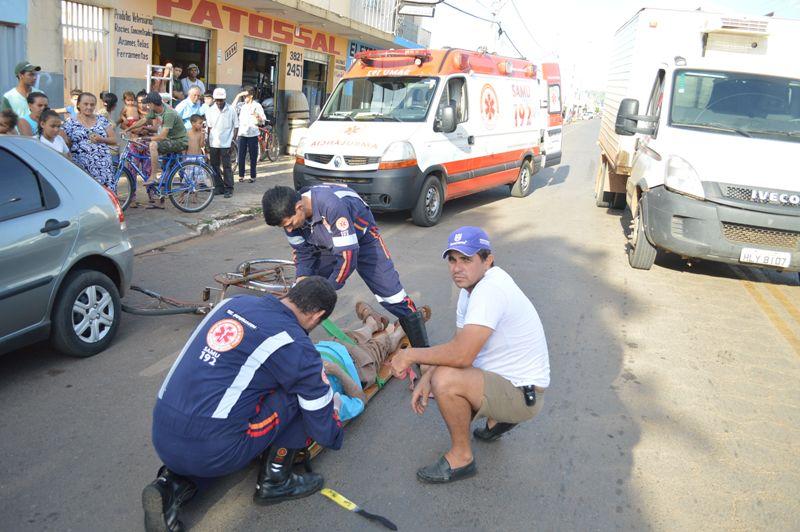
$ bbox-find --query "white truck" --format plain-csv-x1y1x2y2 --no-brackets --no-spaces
597,8,800,271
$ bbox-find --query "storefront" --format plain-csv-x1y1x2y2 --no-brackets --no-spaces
302,49,329,122
242,37,280,120
152,18,210,89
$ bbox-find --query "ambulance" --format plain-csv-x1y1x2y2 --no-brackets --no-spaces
293,48,563,226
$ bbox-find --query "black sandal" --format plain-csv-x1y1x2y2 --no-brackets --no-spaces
473,421,517,442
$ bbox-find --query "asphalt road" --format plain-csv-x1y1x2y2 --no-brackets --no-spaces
1,119,799,531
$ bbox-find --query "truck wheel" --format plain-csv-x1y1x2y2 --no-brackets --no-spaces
627,206,657,270
595,157,611,208
411,175,444,227
51,269,121,357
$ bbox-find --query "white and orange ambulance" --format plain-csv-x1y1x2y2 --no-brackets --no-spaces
293,48,563,226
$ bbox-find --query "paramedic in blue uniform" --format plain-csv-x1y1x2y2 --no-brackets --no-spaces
261,185,430,349
142,277,343,532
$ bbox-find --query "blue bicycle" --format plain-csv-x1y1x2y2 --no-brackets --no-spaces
113,137,216,213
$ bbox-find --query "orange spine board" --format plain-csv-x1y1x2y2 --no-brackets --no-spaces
346,49,540,79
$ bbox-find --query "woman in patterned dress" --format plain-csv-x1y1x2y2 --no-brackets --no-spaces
62,92,117,187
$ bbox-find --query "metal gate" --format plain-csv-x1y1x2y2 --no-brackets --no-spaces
61,1,110,99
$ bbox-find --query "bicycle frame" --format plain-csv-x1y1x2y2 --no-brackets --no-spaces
114,138,211,197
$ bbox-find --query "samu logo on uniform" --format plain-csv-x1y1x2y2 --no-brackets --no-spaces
206,319,244,352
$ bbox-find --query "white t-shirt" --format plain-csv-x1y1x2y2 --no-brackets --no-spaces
457,266,550,387
204,104,238,148
237,101,266,137
39,134,69,155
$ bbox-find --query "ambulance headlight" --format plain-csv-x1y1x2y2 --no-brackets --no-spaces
295,136,308,156
379,141,418,170
664,155,705,200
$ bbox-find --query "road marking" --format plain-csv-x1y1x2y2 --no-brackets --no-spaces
735,268,800,357
746,268,800,327
140,351,179,377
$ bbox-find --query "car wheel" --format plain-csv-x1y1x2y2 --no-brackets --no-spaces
51,269,121,357
411,175,444,227
510,159,534,198
627,205,657,270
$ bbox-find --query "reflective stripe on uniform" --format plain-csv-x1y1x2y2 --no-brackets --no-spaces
287,235,305,245
333,189,367,205
374,288,408,305
298,387,334,411
158,299,231,399
211,331,294,419
332,233,358,247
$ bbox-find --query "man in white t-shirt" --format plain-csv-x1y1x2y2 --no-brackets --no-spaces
391,226,550,484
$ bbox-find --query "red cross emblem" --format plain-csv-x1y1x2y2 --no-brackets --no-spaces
480,84,499,127
344,125,361,135
484,93,496,119
206,319,244,352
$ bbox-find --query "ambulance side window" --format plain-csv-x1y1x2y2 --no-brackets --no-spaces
437,77,468,126
645,69,665,137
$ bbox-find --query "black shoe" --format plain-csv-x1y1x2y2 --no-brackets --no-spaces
416,456,477,484
248,177,255,183
224,192,232,198
473,421,518,442
142,466,197,532
253,447,324,505
398,310,430,348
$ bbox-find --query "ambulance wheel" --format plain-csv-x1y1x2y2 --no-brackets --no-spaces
627,205,657,270
412,176,444,227
510,160,533,198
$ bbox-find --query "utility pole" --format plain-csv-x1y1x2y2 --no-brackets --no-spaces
491,0,502,53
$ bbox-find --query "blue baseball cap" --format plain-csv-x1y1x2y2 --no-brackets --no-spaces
442,226,492,259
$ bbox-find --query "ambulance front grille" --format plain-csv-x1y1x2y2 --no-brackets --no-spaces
720,18,768,33
305,153,334,164
344,156,380,166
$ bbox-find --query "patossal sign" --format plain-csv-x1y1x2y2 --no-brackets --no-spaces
156,0,343,56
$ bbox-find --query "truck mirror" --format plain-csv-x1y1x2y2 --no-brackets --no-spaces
615,98,640,136
436,106,457,133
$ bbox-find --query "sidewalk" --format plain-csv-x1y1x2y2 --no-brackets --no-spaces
126,157,295,254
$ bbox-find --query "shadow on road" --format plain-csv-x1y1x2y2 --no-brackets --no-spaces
533,164,571,191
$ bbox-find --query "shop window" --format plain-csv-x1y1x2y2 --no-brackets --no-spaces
242,49,278,121
152,34,208,89
62,1,110,101
303,60,328,122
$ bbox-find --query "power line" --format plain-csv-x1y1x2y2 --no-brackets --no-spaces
508,0,548,55
440,1,525,58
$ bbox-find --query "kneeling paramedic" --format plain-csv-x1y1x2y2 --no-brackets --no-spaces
391,227,550,483
261,185,430,350
142,277,343,532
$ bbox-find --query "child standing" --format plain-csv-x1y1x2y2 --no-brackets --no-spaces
0,109,18,134
37,109,70,159
186,114,210,188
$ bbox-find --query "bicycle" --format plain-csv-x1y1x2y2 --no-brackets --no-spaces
258,122,280,162
113,136,216,213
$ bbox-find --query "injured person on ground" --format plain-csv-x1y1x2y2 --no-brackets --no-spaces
315,301,430,421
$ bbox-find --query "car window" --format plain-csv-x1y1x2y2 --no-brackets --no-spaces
0,148,45,221
646,70,665,137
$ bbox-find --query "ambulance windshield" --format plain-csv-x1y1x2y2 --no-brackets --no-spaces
321,77,438,122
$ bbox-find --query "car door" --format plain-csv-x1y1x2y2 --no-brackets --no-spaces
427,76,474,198
0,147,78,341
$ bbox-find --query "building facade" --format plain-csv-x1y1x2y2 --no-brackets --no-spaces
7,0,428,148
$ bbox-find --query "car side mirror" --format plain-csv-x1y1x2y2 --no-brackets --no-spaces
435,105,457,133
615,98,656,136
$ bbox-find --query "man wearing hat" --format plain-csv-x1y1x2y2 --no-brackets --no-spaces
205,88,238,198
1,61,42,118
181,63,206,96
128,91,189,182
390,226,550,484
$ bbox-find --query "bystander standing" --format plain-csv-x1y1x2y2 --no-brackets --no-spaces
174,86,204,129
17,92,48,136
0,110,18,134
62,92,117,188
204,87,238,198
1,61,42,118
234,86,265,183
181,64,205,96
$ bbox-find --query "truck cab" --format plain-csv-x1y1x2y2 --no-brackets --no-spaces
610,14,800,271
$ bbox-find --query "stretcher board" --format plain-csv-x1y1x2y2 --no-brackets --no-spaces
210,258,409,459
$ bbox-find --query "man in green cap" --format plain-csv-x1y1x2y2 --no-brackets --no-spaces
1,61,43,118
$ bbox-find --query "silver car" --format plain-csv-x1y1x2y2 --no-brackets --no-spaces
0,136,133,357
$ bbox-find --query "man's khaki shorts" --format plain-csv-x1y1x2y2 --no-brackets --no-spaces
474,370,545,424
156,138,188,154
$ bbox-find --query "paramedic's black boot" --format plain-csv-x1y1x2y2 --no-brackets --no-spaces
253,447,324,505
142,466,197,532
399,310,430,348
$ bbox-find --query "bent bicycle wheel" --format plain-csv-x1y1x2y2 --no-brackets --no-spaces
166,162,215,213
115,167,135,210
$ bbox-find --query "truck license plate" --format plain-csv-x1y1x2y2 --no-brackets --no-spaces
739,247,792,268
